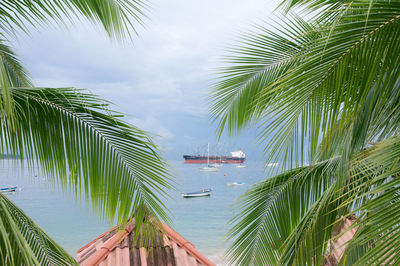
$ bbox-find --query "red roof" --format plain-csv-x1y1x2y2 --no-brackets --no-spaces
76,220,216,266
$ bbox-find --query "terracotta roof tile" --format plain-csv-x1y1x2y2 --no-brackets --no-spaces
77,220,215,266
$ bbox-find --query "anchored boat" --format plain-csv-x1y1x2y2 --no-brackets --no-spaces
227,182,246,186
182,188,212,198
0,186,18,193
199,144,219,172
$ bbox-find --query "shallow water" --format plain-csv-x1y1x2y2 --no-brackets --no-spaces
0,159,271,264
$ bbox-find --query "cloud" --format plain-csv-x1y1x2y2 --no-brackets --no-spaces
12,0,279,157
131,115,175,141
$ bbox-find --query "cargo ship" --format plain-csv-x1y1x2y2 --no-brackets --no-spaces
183,149,245,164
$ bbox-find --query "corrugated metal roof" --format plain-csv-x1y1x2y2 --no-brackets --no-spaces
77,220,215,266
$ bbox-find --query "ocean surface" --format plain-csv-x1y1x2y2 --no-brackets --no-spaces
0,159,273,264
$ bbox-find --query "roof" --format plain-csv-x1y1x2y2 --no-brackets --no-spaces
325,217,358,265
76,220,216,266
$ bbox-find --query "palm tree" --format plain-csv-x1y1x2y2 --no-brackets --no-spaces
0,1,173,265
210,0,400,264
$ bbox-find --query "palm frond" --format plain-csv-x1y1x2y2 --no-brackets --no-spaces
0,0,172,263
213,1,400,265
0,193,77,265
226,157,340,265
0,39,172,234
278,0,347,13
227,136,400,265
211,1,400,167
0,39,32,127
0,40,31,87
209,16,317,138
335,136,400,265
267,1,400,161
1,86,173,227
0,0,148,40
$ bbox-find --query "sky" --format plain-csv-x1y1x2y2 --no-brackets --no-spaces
14,0,279,160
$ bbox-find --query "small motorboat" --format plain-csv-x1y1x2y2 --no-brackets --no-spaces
227,182,246,186
182,188,212,198
266,163,279,167
236,164,246,168
0,186,18,193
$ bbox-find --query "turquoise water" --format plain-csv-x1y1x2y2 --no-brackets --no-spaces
0,160,270,263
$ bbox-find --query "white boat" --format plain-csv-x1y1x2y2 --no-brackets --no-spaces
227,182,246,186
266,163,279,167
0,186,18,193
199,144,219,172
236,164,246,168
182,188,212,198
200,165,219,171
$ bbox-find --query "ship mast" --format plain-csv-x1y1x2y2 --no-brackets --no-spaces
207,143,210,165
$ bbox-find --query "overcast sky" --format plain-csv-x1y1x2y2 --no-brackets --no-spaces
14,0,279,160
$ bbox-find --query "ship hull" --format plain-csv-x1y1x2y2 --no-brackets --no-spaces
183,155,245,164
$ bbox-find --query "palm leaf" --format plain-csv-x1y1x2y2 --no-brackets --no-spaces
0,193,77,265
0,40,31,87
211,1,400,168
336,136,400,265
227,137,400,265
0,0,148,40
0,0,172,263
227,157,340,265
278,0,348,13
213,1,400,264
3,86,173,225
0,40,32,129
0,43,173,227
210,16,317,137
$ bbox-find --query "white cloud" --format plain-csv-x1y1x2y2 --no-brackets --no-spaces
131,115,175,140
12,0,278,157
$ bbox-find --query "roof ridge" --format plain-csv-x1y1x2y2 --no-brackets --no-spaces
76,225,118,254
77,220,216,266
80,221,135,266
162,223,216,266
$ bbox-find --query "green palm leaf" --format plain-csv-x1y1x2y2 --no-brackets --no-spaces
212,0,400,264
0,193,77,265
211,1,400,167
227,137,400,265
0,36,173,227
0,0,174,263
0,40,31,87
210,16,317,138
0,40,32,129
336,136,400,265
227,157,340,265
0,0,148,40
4,86,173,224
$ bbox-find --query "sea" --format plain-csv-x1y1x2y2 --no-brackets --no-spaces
0,159,274,265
